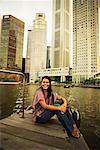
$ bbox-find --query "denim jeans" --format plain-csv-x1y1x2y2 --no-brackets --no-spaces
36,104,75,133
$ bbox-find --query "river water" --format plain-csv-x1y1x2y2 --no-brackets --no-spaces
0,84,100,149
24,84,100,150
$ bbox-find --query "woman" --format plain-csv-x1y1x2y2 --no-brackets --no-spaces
32,76,80,138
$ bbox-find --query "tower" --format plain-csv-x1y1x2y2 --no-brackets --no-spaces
73,0,100,83
52,0,70,68
46,46,51,68
0,15,24,71
29,13,47,82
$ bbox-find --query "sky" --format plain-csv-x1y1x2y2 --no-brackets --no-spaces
0,0,52,57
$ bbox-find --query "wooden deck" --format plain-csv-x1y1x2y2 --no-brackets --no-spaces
0,111,89,150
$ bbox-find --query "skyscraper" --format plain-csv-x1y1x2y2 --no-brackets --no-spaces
52,0,70,68
29,13,47,82
0,15,24,71
26,29,32,73
46,46,51,68
73,0,100,83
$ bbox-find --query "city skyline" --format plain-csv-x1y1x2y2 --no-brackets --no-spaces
0,0,52,57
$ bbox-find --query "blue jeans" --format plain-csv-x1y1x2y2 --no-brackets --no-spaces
36,104,75,134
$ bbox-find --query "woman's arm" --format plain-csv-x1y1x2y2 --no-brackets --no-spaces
56,95,68,108
39,98,66,112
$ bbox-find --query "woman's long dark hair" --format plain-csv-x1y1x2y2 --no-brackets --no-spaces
40,76,52,98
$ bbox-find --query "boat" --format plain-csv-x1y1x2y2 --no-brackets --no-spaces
64,84,70,88
0,70,25,119
64,84,74,88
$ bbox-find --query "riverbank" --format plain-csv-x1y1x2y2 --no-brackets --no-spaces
27,82,100,89
0,112,89,150
77,84,100,89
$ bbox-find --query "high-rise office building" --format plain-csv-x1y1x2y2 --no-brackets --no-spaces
73,0,100,83
52,0,70,68
25,28,32,82
46,46,51,68
0,15,24,70
25,29,32,73
29,13,47,82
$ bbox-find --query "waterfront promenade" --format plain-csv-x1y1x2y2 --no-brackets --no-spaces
0,112,89,150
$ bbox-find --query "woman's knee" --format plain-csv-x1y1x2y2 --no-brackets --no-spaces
36,116,47,123
55,110,64,116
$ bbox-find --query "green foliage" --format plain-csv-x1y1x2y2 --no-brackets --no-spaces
83,78,100,85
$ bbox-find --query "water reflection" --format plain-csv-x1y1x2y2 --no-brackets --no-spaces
66,87,100,149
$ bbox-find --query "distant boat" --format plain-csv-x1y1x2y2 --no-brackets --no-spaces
64,84,70,88
64,84,74,88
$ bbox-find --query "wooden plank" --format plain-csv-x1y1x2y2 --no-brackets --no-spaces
0,132,60,150
2,113,68,137
0,123,70,149
0,117,66,138
0,123,88,150
0,113,89,150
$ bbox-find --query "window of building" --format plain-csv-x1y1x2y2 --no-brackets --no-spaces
56,0,60,10
65,0,69,12
55,31,60,48
65,13,69,30
55,12,60,29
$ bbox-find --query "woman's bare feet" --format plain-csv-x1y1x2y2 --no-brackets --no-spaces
72,124,80,138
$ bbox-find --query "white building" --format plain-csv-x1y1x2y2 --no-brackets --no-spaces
38,67,70,82
73,0,100,83
52,0,70,68
28,13,47,83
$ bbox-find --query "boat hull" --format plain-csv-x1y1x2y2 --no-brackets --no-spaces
0,84,19,119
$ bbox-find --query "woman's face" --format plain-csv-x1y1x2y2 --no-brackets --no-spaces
41,78,50,90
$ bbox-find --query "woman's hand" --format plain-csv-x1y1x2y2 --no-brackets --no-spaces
59,104,67,112
57,95,68,109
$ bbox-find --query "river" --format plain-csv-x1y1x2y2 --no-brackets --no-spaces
0,84,100,149
24,84,100,149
